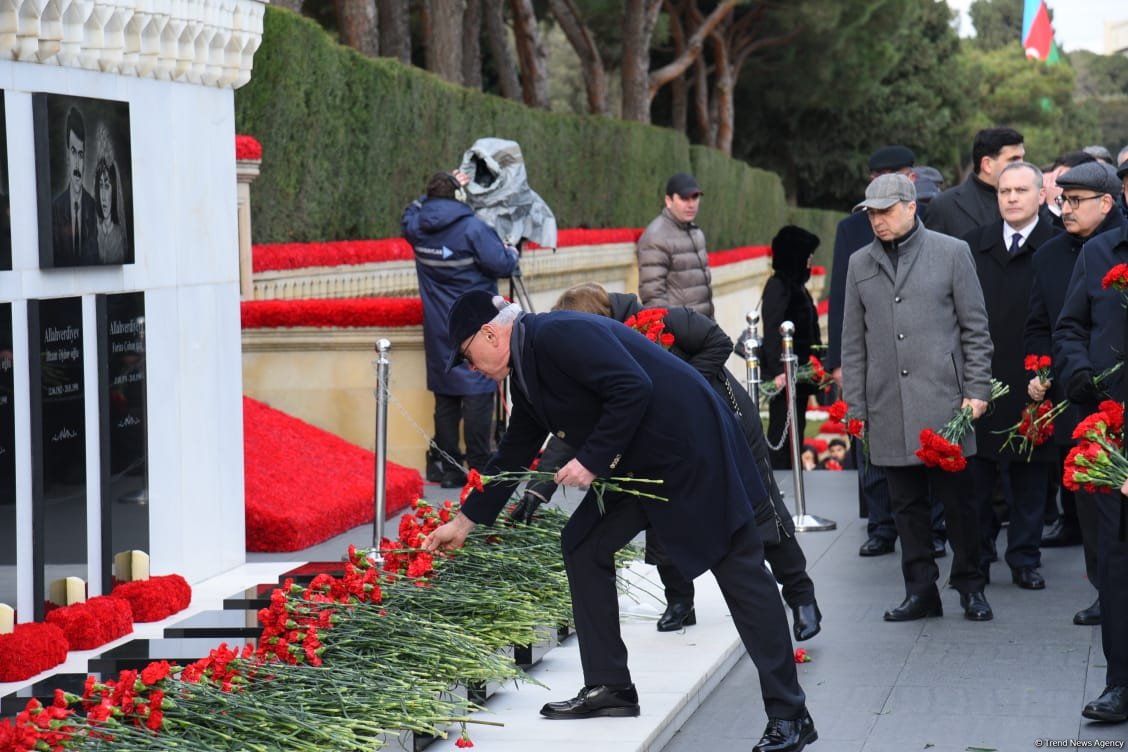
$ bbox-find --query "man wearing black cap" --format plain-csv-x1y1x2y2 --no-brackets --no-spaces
926,127,1025,239
826,145,948,559
1030,161,1127,628
1052,160,1128,725
424,290,817,752
637,173,713,318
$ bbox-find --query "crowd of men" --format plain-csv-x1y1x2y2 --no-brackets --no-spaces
401,135,1128,751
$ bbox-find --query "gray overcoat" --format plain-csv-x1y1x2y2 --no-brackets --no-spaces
840,223,993,466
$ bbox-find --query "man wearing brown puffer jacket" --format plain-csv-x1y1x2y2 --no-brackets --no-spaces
637,173,714,319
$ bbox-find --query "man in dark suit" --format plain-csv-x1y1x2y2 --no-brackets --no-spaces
926,127,1025,240
424,291,817,752
963,161,1060,591
826,145,947,559
51,106,98,267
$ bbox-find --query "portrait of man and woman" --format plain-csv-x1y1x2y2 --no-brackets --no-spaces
37,94,133,268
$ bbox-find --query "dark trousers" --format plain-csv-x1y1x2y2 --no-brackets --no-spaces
433,392,494,471
768,389,809,470
1076,490,1120,591
970,458,1048,571
884,465,985,597
860,451,946,543
562,497,806,719
1100,501,1128,686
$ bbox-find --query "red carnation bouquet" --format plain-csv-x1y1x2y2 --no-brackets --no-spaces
761,354,835,400
461,466,665,515
624,308,675,349
1101,263,1128,296
826,399,867,457
1063,400,1128,493
996,354,1055,460
916,379,1009,472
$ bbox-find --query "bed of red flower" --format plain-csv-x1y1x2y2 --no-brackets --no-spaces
243,397,423,552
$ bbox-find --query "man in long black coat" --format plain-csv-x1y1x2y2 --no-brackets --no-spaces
926,127,1025,239
424,290,817,752
963,161,1060,590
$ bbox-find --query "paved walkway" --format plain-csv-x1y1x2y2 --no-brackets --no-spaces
246,470,1128,752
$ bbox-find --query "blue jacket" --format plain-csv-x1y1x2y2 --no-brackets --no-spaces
460,311,766,579
402,196,518,395
1055,221,1128,409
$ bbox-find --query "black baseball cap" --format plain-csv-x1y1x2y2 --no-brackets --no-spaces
665,173,703,198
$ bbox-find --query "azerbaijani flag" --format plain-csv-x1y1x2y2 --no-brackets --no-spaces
1022,0,1060,62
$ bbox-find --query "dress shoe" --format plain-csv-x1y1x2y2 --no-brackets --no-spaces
656,601,696,632
1082,685,1128,722
1011,566,1046,590
960,591,993,621
859,536,895,557
439,469,467,488
752,710,818,752
931,538,947,558
540,684,640,719
883,594,942,622
792,602,822,642
1041,519,1083,547
1074,598,1102,626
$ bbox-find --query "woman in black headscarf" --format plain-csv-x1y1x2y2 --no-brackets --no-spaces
760,225,822,469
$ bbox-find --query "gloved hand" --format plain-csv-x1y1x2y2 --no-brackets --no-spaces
509,491,546,524
1066,369,1100,404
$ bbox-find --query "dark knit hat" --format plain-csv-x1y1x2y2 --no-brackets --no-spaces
771,226,820,278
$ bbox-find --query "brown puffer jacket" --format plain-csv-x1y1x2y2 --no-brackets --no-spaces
636,208,714,318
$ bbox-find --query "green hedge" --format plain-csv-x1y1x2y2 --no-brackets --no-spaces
236,7,842,257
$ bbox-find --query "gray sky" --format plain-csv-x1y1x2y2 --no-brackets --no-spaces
943,0,1127,54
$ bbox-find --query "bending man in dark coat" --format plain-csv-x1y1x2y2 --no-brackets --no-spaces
423,290,817,752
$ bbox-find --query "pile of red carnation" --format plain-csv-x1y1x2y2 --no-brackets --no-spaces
111,574,193,622
624,308,675,349
1063,400,1128,493
45,596,134,650
0,623,69,682
916,429,968,472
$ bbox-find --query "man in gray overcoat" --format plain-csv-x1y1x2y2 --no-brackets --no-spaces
841,174,996,622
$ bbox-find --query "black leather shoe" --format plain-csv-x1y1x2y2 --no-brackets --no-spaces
1042,519,1083,547
792,602,821,642
1082,685,1128,722
960,591,993,621
1074,598,1101,625
931,538,947,558
883,594,942,621
753,710,818,752
656,602,696,632
1011,566,1046,590
440,469,467,488
540,684,640,719
859,536,895,556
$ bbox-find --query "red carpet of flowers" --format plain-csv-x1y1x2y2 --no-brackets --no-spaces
708,245,770,266
0,623,69,682
44,596,134,651
243,397,423,552
240,297,423,329
253,238,414,272
110,575,193,623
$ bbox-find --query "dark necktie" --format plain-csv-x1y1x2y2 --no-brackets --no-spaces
1009,232,1022,255
74,200,79,256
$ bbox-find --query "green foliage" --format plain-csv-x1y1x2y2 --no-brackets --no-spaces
235,7,833,249
968,0,1023,52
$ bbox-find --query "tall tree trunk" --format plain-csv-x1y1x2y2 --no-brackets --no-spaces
547,0,608,115
510,0,548,108
483,0,521,101
463,0,483,89
377,0,411,64
664,0,687,132
710,31,733,154
648,0,734,100
333,0,379,56
621,0,663,122
424,0,467,85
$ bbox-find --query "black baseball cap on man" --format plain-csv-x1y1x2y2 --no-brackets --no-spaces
666,173,703,198
445,290,506,372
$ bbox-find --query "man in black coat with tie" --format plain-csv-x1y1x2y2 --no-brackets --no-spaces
963,161,1060,590
925,127,1025,240
1028,161,1127,627
50,106,98,267
424,290,817,752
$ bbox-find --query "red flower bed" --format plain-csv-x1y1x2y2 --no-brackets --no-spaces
241,298,422,329
110,575,192,623
708,245,770,267
235,134,262,161
0,622,69,682
253,239,413,272
526,228,643,250
243,397,423,552
45,596,133,651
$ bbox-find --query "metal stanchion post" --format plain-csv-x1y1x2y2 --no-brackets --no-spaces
780,321,836,532
371,339,391,563
744,310,761,404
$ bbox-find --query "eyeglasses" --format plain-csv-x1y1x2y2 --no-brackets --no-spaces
1055,194,1105,209
457,330,479,366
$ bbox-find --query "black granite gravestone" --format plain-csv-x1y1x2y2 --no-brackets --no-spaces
0,303,14,610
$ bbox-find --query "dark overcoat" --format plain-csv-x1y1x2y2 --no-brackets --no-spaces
1025,211,1126,442
964,217,1060,461
459,311,765,579
402,196,518,395
825,211,874,371
1054,222,1128,409
924,175,1000,240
